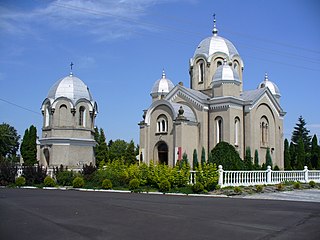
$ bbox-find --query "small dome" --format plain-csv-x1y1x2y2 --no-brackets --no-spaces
212,59,240,83
47,74,93,103
258,73,281,97
151,70,174,97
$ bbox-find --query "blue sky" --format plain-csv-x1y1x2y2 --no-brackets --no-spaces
0,0,319,145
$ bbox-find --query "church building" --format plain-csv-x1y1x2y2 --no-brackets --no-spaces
39,70,98,168
139,19,285,168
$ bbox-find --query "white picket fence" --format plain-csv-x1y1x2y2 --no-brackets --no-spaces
217,165,320,188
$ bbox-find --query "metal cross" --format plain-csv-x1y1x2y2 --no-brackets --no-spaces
70,62,74,71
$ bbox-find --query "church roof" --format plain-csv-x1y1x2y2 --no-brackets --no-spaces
257,73,281,97
47,74,94,104
240,88,265,102
151,70,174,97
212,59,241,84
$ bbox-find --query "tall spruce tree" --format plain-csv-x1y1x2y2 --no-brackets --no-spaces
254,149,260,170
244,147,253,170
20,125,37,166
291,116,311,151
296,137,305,169
95,128,108,167
192,149,198,170
125,140,136,165
265,147,272,169
284,139,292,170
201,147,206,166
310,134,319,169
289,142,297,169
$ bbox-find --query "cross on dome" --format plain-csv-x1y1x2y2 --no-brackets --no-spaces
212,13,218,36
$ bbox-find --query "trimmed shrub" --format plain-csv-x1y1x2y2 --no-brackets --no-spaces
72,177,85,188
129,178,140,191
159,179,171,193
256,185,263,192
44,176,56,187
22,165,47,185
192,182,204,193
15,176,26,187
293,182,301,189
101,179,112,189
56,171,75,186
309,181,316,188
276,183,284,191
234,186,242,194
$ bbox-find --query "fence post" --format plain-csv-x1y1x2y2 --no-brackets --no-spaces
304,166,309,183
267,166,272,184
218,165,224,187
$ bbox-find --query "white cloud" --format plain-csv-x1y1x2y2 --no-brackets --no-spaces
0,0,168,41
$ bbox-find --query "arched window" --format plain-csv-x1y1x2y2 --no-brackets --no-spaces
45,105,50,127
59,104,67,126
234,117,240,146
217,61,222,68
216,117,223,144
198,60,204,83
79,106,86,127
157,115,168,133
260,117,269,146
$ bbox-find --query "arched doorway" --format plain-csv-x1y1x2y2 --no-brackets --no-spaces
157,142,168,165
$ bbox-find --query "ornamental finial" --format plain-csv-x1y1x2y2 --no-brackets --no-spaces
212,13,218,36
162,69,166,79
70,62,74,76
264,72,269,81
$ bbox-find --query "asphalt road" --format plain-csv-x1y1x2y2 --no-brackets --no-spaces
0,188,320,240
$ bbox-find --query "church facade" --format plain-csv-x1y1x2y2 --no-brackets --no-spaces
38,72,98,168
139,21,285,169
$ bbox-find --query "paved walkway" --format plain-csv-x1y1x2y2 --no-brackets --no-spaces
239,189,320,203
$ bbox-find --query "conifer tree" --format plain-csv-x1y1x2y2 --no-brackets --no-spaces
125,140,136,165
291,116,311,151
95,128,108,167
192,149,198,170
289,142,297,169
296,137,305,169
244,147,253,170
20,125,37,166
284,139,292,170
265,147,272,169
254,149,260,170
201,147,206,166
310,134,319,169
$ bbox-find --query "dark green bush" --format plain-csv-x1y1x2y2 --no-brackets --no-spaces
82,163,97,181
192,182,204,193
256,185,263,192
129,178,140,191
73,176,85,188
234,186,242,194
101,179,112,189
309,181,316,188
22,165,47,185
0,162,17,185
15,176,26,187
293,182,301,189
44,176,56,187
56,170,75,186
159,179,171,193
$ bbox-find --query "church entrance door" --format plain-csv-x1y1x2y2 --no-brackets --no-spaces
157,142,168,165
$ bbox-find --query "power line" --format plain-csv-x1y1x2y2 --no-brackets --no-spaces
0,98,41,116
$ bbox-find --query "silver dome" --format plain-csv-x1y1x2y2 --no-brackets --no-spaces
151,71,174,96
47,74,93,103
194,35,239,59
258,73,281,97
212,60,240,83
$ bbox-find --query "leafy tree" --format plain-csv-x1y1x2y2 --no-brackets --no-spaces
20,125,37,166
296,137,305,169
201,147,206,166
254,149,260,170
210,142,244,170
125,140,137,165
284,139,292,170
192,149,198,170
265,148,272,169
289,142,297,169
244,147,253,170
0,123,20,162
291,116,311,151
310,134,319,169
108,139,128,162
